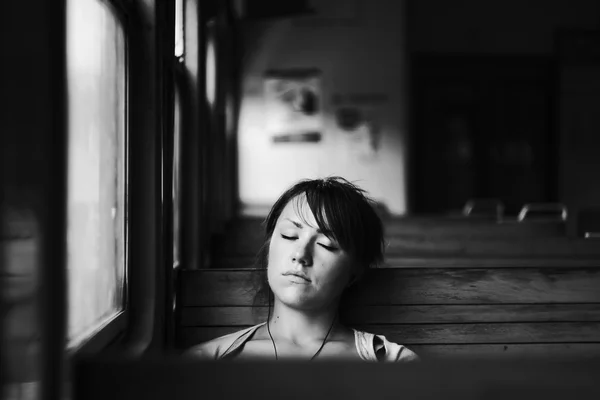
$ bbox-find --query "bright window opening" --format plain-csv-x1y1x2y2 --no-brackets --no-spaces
173,81,182,269
66,0,127,348
205,21,217,107
175,0,184,57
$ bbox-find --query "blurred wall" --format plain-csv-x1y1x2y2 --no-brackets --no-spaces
236,0,600,217
237,0,410,216
410,0,600,54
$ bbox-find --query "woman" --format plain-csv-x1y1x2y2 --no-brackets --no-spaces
188,177,418,362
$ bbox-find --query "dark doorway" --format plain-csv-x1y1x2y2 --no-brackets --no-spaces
411,55,556,215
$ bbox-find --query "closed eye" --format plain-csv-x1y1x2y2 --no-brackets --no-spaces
281,234,297,240
318,243,338,252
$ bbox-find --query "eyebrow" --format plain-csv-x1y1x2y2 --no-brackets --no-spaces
284,218,322,234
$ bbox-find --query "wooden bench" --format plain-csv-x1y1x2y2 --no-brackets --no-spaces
216,216,567,238
211,217,568,260
211,236,600,268
208,217,579,269
178,265,600,360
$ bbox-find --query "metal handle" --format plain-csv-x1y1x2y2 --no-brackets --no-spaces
462,199,504,220
517,203,568,222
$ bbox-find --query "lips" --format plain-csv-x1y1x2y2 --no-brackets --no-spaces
282,272,311,282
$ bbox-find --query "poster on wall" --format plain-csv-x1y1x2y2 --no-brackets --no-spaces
264,68,322,143
334,93,388,162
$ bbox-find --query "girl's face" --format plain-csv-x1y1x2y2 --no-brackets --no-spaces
267,197,356,312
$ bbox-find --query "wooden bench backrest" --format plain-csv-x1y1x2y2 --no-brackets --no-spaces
211,218,569,258
211,237,600,268
178,266,600,360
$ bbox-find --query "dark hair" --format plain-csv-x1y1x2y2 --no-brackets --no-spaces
253,176,385,306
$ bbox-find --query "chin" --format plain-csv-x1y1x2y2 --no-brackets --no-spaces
274,287,329,311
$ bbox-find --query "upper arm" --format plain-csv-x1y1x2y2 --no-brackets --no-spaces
183,342,216,360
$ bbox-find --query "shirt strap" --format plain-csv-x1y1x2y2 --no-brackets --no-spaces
220,322,266,359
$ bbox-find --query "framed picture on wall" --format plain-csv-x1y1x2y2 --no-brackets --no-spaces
264,68,322,143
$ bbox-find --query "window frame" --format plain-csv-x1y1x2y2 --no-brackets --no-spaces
177,0,207,274
118,0,176,354
65,0,176,357
3,0,181,396
169,58,187,348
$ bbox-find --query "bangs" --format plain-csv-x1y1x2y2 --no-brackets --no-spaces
292,184,364,256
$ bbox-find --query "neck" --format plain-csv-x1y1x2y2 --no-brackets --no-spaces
268,299,339,346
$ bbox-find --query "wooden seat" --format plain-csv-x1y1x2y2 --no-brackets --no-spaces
210,216,569,266
211,235,600,269
178,265,600,360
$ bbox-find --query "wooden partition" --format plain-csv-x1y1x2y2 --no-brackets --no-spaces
211,217,568,257
209,217,588,268
75,358,600,400
178,266,600,359
211,240,600,269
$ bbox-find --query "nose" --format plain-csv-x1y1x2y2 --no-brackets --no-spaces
291,238,313,266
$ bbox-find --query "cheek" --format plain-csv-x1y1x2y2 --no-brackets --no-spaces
266,237,290,270
266,241,286,287
316,259,353,293
266,242,278,271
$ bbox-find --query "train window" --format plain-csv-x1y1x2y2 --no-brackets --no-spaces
66,0,127,348
175,0,184,57
173,73,182,269
205,20,217,108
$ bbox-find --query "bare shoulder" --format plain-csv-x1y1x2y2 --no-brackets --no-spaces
184,340,219,360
